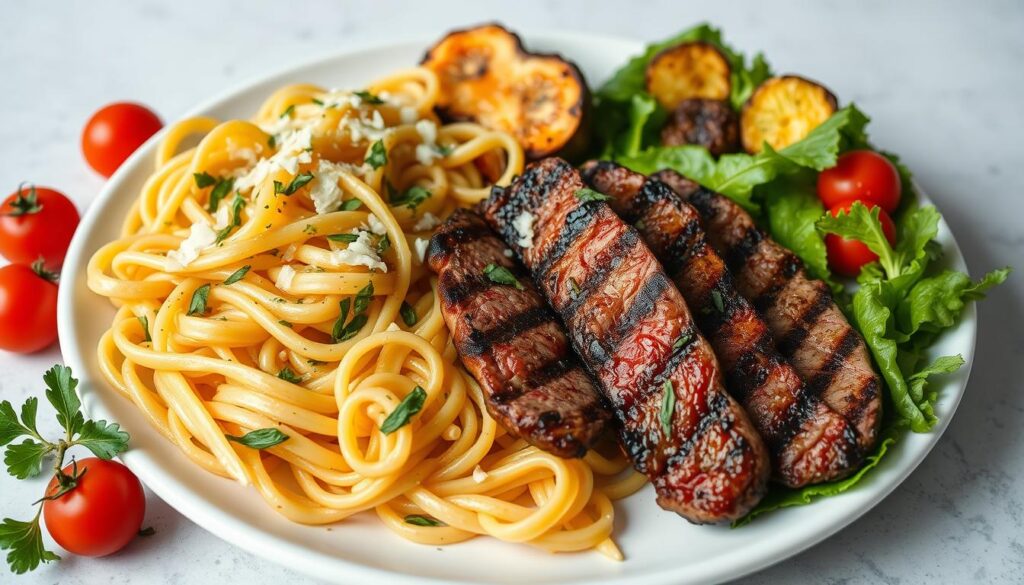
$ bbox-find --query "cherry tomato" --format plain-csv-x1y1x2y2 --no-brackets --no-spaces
43,458,145,557
0,263,58,353
817,150,902,212
81,102,163,177
825,202,897,277
0,184,80,269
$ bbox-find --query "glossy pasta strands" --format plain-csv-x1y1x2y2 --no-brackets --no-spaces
87,67,643,558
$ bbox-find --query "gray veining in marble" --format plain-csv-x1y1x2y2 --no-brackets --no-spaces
1,0,1021,583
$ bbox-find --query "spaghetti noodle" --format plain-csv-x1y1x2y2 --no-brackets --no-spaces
87,66,644,558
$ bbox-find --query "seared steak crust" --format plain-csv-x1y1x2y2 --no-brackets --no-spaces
481,158,769,523
427,209,610,458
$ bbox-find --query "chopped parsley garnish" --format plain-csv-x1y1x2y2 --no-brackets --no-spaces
277,367,301,383
399,301,417,327
390,185,431,210
376,234,390,255
187,284,211,316
225,428,289,449
303,223,317,235
137,315,151,342
280,104,295,119
267,134,277,149
672,332,693,352
404,514,444,527
711,290,725,313
223,265,251,285
277,320,293,328
380,386,427,434
193,172,217,189
339,198,363,211
568,277,581,298
274,172,315,196
660,380,676,435
327,233,360,243
208,177,235,212
365,140,387,169
311,98,324,106
483,264,523,290
575,187,611,202
354,90,385,105
214,195,246,244
331,282,374,342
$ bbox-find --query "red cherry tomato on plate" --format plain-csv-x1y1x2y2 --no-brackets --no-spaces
0,263,58,353
817,150,902,212
0,184,80,269
43,458,145,557
82,102,163,177
825,202,897,277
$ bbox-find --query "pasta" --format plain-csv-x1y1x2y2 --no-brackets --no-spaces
87,66,645,558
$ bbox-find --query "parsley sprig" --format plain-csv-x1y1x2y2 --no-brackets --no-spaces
0,366,130,574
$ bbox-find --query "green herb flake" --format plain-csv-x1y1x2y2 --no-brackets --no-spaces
365,140,387,169
277,367,301,383
340,198,363,211
137,315,152,342
274,172,315,196
575,187,611,202
215,194,246,244
711,290,725,313
403,514,444,527
483,264,523,290
280,104,295,119
354,90,385,105
391,185,431,210
380,386,427,434
568,277,581,298
223,265,251,285
208,178,235,212
327,233,360,243
673,332,692,352
277,320,293,328
660,379,675,435
399,301,417,327
188,284,211,316
225,428,289,449
193,172,216,189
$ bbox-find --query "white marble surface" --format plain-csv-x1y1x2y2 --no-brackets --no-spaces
1,0,1021,583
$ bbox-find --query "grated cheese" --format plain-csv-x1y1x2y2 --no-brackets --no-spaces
167,222,217,268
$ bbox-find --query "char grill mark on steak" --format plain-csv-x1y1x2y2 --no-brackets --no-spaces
582,162,863,487
653,169,882,451
482,158,769,522
427,208,610,458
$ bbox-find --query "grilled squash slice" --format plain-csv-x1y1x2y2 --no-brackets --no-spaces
421,24,589,160
740,76,838,153
645,41,731,110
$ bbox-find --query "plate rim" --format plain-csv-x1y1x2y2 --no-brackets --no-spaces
56,31,977,585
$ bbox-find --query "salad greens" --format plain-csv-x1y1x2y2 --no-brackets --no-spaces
591,23,1009,522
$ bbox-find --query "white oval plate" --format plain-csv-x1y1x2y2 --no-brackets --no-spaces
58,32,976,585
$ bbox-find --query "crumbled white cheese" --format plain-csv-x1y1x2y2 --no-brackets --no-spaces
276,265,297,289
503,248,514,258
472,465,489,483
512,211,535,249
415,144,441,166
282,244,297,262
414,237,430,264
310,160,345,214
213,203,231,230
367,214,388,235
235,127,313,193
400,107,418,125
415,120,437,144
332,230,388,272
167,222,217,268
226,138,259,164
413,211,441,232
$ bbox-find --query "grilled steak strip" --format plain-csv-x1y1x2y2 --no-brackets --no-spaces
426,209,611,458
653,169,882,450
581,161,861,486
481,158,769,523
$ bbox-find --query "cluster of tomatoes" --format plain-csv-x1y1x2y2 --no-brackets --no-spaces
817,150,902,277
0,103,162,353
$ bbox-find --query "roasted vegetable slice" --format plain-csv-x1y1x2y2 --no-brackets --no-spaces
645,41,731,111
661,98,740,156
421,24,590,160
740,75,838,153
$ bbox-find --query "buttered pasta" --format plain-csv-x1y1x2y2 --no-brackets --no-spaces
88,66,645,558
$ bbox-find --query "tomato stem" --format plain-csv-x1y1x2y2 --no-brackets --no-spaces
2,183,44,216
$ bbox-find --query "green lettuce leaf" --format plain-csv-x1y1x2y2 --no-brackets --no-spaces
760,172,833,285
899,267,1010,348
735,424,900,526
